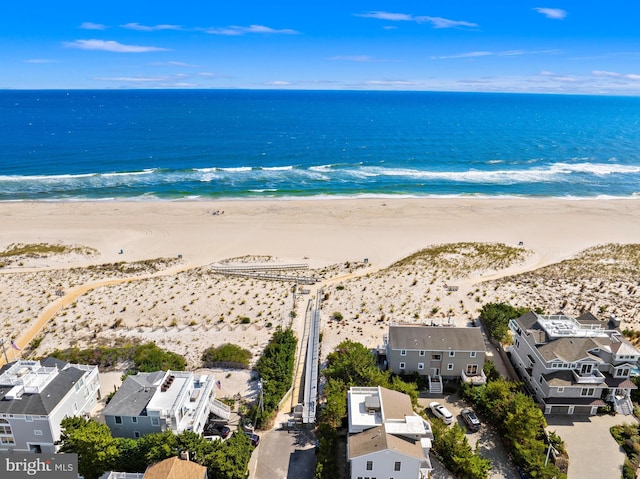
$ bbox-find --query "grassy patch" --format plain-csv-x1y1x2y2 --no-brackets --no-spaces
387,242,530,277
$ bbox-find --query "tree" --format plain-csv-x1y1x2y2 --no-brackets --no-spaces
320,378,347,428
479,302,529,343
133,342,187,372
324,340,387,386
201,343,252,368
58,417,119,479
204,432,253,479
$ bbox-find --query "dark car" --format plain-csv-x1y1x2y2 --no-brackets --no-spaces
244,432,260,446
204,424,231,438
461,408,480,432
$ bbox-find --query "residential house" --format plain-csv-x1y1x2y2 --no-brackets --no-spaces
347,386,432,479
0,357,101,453
143,456,207,479
103,370,228,439
509,311,639,415
99,455,207,479
385,324,487,393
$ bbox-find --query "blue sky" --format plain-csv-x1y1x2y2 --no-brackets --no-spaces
3,1,640,94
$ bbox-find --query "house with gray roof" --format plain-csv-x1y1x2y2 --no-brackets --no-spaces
0,358,101,453
103,370,227,439
509,311,639,415
347,386,432,479
384,324,487,393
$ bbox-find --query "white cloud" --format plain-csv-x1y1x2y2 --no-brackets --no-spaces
121,23,182,31
592,70,640,80
63,39,169,53
80,22,107,30
592,70,621,77
151,61,196,67
534,8,567,19
264,81,294,85
206,24,299,35
355,12,414,21
363,80,423,86
95,76,167,82
418,16,478,29
356,11,477,29
433,51,492,60
23,59,57,64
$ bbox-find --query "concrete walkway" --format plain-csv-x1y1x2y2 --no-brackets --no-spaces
546,413,636,479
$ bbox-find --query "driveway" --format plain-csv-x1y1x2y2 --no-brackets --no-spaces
250,413,316,479
546,413,636,479
420,392,520,479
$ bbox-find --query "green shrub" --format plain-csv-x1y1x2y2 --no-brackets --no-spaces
201,343,252,368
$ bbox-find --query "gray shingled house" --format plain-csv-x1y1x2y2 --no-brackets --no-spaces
384,324,487,393
509,311,639,415
0,357,101,453
103,370,227,439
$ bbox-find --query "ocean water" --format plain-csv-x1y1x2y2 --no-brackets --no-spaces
1,89,640,201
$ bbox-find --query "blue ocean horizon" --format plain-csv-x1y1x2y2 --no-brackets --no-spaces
1,89,640,201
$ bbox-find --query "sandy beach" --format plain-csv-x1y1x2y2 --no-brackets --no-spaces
1,198,640,370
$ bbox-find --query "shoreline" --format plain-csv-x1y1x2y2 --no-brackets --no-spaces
3,197,640,367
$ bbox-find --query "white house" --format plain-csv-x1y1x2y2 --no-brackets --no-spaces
347,386,432,479
103,370,229,439
0,357,101,453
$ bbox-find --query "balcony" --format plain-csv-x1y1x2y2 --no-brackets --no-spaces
572,368,605,384
461,368,487,386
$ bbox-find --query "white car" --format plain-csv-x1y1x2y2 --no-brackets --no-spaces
429,401,454,425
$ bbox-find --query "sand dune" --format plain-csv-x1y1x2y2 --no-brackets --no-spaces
1,198,640,367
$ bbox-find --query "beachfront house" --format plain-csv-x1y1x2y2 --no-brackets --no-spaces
99,455,207,479
384,324,487,393
347,386,432,479
0,357,101,453
509,311,639,415
103,370,229,439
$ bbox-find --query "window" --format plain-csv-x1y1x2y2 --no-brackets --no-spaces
466,364,478,375
134,431,141,438
418,363,424,370
399,362,406,369
447,363,454,371
581,388,595,397
449,351,455,357
419,350,425,356
515,338,520,348
366,460,373,471
616,368,630,377
394,461,401,471
400,350,407,356
115,416,122,424
151,417,160,426
25,415,33,422
470,351,477,358
131,417,138,423
73,402,78,413
34,430,43,436
0,419,15,446
431,354,441,360
557,387,564,393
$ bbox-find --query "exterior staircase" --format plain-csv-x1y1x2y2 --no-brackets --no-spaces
209,397,231,420
428,375,443,395
615,397,634,415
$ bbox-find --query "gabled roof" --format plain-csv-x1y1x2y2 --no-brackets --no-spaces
0,360,86,415
348,425,424,460
537,337,605,363
144,457,207,479
103,371,165,417
389,325,485,352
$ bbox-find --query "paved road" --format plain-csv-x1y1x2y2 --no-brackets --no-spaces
251,414,316,479
546,413,635,479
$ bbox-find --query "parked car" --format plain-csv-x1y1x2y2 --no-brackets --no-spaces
203,424,231,439
461,408,480,431
244,432,260,446
429,401,454,425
